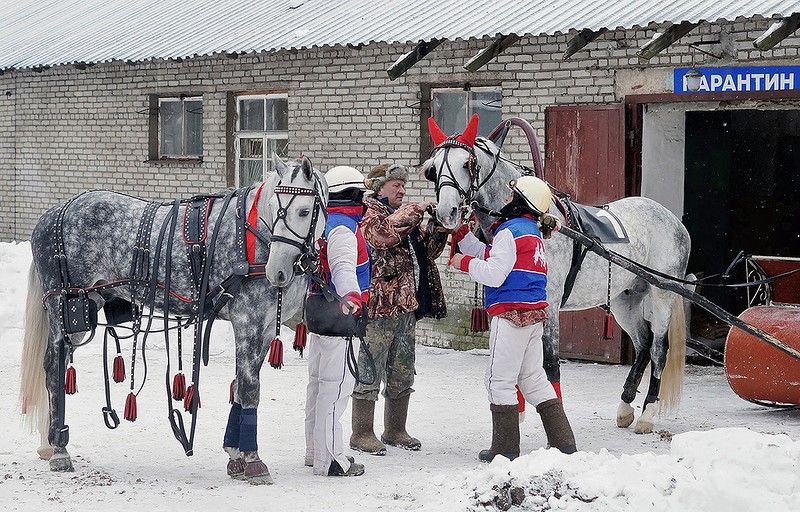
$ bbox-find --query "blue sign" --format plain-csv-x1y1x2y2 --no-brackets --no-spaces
674,66,800,94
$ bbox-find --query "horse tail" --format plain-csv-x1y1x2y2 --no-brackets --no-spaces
659,294,687,413
20,263,50,438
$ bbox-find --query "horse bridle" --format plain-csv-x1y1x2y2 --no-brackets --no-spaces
268,173,327,276
425,138,500,204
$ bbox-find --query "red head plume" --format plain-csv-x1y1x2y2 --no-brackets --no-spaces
428,114,480,148
458,114,479,147
428,117,448,146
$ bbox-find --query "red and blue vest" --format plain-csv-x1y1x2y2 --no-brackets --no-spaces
314,206,371,304
484,215,548,315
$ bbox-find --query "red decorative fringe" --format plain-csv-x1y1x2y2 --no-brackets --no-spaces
267,338,284,369
65,366,77,395
470,307,489,333
229,379,236,404
516,386,525,413
112,355,125,383
292,322,307,357
172,372,186,401
124,392,137,422
603,312,615,340
184,384,201,412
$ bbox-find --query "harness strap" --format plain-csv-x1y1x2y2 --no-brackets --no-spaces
101,327,121,430
130,201,161,284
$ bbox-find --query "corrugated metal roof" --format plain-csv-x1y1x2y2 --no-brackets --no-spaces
0,0,797,71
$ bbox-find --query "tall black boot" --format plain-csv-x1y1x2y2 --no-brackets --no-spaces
478,404,520,462
536,398,577,454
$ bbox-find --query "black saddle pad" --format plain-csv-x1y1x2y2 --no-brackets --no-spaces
570,203,629,244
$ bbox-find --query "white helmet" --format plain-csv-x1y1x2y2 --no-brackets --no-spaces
510,175,552,215
325,166,367,193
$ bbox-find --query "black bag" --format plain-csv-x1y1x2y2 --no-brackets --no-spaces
305,294,367,338
62,293,98,334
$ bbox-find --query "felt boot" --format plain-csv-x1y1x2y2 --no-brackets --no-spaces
349,398,386,455
479,404,520,462
536,398,577,454
381,395,421,450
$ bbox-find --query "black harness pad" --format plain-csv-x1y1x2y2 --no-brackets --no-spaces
568,203,629,244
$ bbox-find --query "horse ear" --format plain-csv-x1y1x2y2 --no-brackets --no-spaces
300,155,314,181
272,152,289,177
427,117,448,147
457,113,479,147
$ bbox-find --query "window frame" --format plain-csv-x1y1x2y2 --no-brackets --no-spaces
233,91,289,187
157,95,204,160
419,84,503,162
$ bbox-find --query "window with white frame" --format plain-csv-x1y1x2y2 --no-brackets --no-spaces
235,92,289,186
431,86,502,139
159,96,203,158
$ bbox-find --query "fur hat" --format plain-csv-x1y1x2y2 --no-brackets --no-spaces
365,164,410,192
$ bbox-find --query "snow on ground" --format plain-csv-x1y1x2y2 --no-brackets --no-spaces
1,241,799,511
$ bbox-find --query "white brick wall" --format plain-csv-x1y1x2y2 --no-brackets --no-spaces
1,16,798,348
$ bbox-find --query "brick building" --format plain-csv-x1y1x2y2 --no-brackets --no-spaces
2,1,799,355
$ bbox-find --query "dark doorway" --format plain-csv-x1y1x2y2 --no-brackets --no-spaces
684,109,800,320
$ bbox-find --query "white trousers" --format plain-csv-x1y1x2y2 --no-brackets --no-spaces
304,333,359,475
485,316,557,407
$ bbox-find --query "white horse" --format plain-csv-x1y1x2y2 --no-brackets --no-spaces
422,116,691,433
19,154,326,483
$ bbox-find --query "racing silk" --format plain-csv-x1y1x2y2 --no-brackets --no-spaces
457,214,547,316
313,206,371,305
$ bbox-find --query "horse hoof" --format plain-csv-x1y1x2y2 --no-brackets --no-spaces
616,402,635,428
227,458,246,480
634,419,654,434
244,460,273,486
49,454,74,472
37,445,53,461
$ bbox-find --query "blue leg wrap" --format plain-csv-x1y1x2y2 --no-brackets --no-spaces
239,408,258,452
223,403,242,449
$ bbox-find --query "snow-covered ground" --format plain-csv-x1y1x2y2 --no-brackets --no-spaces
1,241,799,511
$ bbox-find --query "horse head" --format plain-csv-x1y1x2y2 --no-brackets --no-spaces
263,153,328,287
421,114,519,234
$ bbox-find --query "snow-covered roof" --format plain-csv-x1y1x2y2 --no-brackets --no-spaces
0,0,797,71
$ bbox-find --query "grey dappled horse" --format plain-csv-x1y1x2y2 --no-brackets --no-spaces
20,155,326,483
422,126,691,434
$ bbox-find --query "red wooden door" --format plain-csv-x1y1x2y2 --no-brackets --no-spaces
544,104,629,363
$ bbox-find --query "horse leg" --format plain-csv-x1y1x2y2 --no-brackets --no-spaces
634,364,662,434
230,323,273,485
44,333,74,471
223,402,246,480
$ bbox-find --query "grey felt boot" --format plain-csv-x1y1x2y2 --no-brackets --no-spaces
381,395,422,450
350,398,387,455
478,404,520,462
536,398,577,454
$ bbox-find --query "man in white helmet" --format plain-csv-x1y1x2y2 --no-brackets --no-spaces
304,165,371,477
449,175,577,461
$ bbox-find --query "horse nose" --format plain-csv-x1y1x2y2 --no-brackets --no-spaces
276,270,286,284
450,206,458,218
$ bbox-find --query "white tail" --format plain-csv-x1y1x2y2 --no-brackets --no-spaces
19,263,50,441
658,295,687,413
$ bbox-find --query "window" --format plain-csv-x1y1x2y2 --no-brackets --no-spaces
420,85,502,160
235,92,289,186
158,96,203,158
432,86,502,140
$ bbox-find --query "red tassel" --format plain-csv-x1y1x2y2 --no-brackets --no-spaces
603,312,615,340
268,338,284,369
516,386,525,413
293,322,307,357
480,309,489,331
65,366,77,395
470,307,489,333
184,384,201,412
172,372,186,401
229,379,235,404
124,392,137,422
112,355,125,383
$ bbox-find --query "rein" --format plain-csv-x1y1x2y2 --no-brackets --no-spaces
428,138,500,204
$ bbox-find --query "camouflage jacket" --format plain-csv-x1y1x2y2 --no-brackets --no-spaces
361,197,448,319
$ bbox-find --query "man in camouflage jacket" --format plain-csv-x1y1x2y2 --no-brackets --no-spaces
350,163,449,456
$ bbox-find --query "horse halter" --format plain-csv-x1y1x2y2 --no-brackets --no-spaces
268,174,327,276
426,138,501,207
